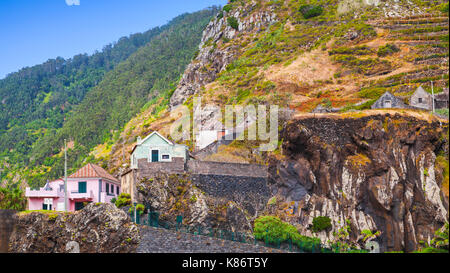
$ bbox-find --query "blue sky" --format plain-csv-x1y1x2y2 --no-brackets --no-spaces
0,0,227,79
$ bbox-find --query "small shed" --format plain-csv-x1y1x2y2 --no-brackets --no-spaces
371,91,407,109
410,86,432,110
435,89,449,109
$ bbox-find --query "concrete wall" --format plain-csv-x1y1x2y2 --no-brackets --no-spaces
0,210,16,253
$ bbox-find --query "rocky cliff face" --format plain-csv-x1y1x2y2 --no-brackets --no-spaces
8,203,140,253
169,2,278,108
268,113,449,252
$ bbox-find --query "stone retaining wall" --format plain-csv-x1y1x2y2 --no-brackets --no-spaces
137,225,285,253
187,160,268,178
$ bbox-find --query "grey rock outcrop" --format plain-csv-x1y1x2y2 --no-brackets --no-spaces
268,113,449,252
170,3,278,108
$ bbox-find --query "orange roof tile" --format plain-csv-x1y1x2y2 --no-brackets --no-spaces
68,163,119,183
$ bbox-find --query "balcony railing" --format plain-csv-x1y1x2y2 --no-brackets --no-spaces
25,188,59,198
69,190,94,200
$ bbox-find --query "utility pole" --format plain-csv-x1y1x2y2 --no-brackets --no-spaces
64,139,68,212
431,81,435,113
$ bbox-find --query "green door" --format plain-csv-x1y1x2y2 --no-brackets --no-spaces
151,150,159,162
75,202,84,211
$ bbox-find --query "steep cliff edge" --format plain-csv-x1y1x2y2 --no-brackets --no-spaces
268,112,449,252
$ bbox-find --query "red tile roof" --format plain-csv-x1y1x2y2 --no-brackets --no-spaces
68,163,119,183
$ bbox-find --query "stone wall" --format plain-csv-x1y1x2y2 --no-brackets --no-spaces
191,174,269,199
187,160,268,178
137,225,284,253
122,158,269,203
0,210,16,253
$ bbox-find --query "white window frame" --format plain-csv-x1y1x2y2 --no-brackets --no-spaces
149,149,160,162
44,198,53,211
161,154,171,162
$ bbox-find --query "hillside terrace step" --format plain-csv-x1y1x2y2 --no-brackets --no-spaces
372,22,449,29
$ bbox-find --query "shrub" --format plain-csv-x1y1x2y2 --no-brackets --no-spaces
129,204,145,215
299,5,324,19
312,216,332,233
115,193,131,208
328,45,373,56
253,215,321,250
0,185,26,211
440,2,449,13
377,44,400,57
227,17,239,30
223,4,232,13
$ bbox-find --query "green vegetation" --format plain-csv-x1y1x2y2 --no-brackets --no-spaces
115,193,131,208
253,215,321,251
129,203,145,215
332,55,392,75
311,216,332,233
0,184,26,210
328,45,373,56
415,223,448,253
223,4,232,13
377,43,400,57
227,17,239,30
299,4,324,19
361,229,381,242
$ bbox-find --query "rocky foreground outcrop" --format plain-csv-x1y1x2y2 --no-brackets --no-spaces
268,113,449,252
8,203,140,253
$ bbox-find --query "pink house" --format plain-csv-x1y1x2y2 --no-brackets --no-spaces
25,163,121,212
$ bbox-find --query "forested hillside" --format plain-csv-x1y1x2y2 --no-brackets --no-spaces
0,26,163,158
0,7,220,188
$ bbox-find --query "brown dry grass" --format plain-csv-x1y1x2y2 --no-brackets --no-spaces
265,48,338,86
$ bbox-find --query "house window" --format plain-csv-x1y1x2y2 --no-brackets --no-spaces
384,100,392,108
162,154,170,160
43,198,53,210
106,183,109,194
116,185,119,195
78,182,87,193
418,98,423,103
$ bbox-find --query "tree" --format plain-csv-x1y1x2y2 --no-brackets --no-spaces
0,185,26,211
